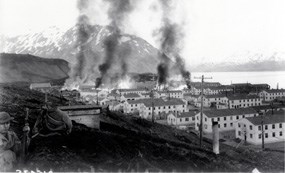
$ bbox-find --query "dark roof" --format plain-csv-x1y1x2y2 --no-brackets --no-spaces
177,111,197,118
157,90,182,94
126,98,185,107
118,88,146,92
250,105,285,112
246,110,285,125
123,93,141,98
204,94,227,99
183,93,199,97
227,94,260,100
58,105,102,111
231,83,252,86
108,93,120,97
105,100,121,106
203,108,257,118
264,89,285,93
251,84,270,86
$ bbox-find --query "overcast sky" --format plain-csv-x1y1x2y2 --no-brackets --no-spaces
1,0,285,65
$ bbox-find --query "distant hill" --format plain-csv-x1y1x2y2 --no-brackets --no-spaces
190,60,285,72
0,53,70,83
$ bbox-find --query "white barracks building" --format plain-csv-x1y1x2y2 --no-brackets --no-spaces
259,89,285,102
194,108,258,134
236,110,285,145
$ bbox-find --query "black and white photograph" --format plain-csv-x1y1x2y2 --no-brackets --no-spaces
0,0,284,172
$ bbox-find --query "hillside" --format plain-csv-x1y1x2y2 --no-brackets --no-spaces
0,53,70,83
0,83,284,172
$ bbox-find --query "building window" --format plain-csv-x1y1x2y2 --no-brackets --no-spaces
149,108,151,110
205,118,207,122
265,133,268,138
272,132,275,137
238,131,241,136
186,118,189,121
230,123,233,127
265,125,268,130
250,134,253,138
238,123,241,128
243,115,245,118
224,117,226,121
217,117,220,121
218,124,220,128
258,126,261,131
224,123,227,128
272,124,275,129
180,118,182,122
280,123,282,128
230,116,233,120
236,116,239,120
250,125,252,130
258,134,261,139
192,117,195,121
280,131,283,136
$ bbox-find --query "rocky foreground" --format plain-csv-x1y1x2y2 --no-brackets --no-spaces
0,83,284,172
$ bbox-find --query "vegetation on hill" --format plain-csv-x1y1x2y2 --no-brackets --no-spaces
0,53,70,83
0,83,284,172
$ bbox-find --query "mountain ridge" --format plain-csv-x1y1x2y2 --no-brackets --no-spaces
1,25,285,73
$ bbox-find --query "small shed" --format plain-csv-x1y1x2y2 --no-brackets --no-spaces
30,83,51,92
58,105,102,129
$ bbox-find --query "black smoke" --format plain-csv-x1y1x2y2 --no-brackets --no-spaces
72,14,92,80
156,0,191,89
96,0,135,88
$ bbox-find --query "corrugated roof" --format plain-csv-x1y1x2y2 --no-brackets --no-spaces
246,110,285,125
203,108,257,118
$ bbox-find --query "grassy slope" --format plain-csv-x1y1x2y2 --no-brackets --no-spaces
0,83,284,172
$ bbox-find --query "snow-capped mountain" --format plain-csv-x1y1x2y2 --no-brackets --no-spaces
0,25,161,73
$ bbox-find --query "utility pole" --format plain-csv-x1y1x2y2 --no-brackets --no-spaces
194,75,212,148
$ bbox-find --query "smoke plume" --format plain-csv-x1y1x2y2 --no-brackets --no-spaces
96,0,135,88
156,0,191,89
